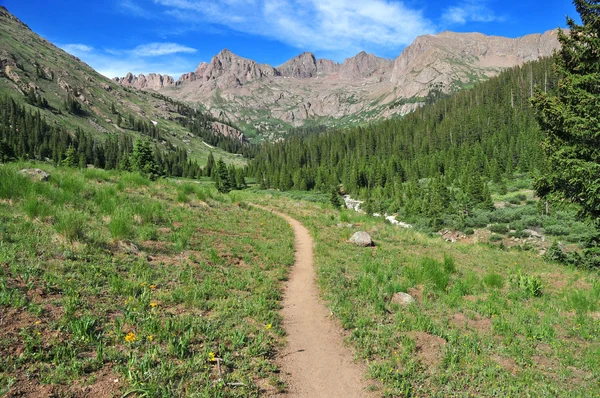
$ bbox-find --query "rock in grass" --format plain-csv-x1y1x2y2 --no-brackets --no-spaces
349,231,373,247
391,292,415,306
19,168,50,182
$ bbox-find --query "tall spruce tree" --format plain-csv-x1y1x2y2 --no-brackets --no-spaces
532,0,600,220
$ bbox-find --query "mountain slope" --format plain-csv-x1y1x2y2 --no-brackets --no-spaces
115,30,560,138
0,6,248,166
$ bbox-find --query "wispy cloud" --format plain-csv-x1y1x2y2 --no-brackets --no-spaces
60,44,94,54
60,42,197,78
441,0,503,25
152,0,435,57
119,0,155,18
131,42,197,56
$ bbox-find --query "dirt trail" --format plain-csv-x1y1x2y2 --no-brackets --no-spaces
254,205,375,398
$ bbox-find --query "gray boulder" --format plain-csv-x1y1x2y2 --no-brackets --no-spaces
391,292,416,306
19,168,50,182
349,231,373,247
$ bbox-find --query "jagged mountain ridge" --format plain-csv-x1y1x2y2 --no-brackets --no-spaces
114,30,560,137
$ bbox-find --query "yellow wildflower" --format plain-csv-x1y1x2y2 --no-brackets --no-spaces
265,323,272,330
150,284,156,289
147,335,154,342
150,302,158,308
35,320,41,325
208,352,216,362
125,332,137,343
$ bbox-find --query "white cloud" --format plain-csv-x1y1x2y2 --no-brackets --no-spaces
131,42,197,56
442,0,502,25
61,44,94,55
60,42,198,78
153,0,435,56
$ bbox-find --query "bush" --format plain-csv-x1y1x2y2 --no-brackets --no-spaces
490,224,509,234
506,196,522,205
511,271,543,297
490,234,503,242
544,224,569,236
463,228,475,236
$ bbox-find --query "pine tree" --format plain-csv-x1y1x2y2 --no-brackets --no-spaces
330,186,343,209
130,138,157,177
532,0,600,220
62,145,78,168
215,158,232,194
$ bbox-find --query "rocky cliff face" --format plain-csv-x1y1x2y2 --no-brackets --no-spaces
389,30,561,98
114,30,560,133
114,72,174,90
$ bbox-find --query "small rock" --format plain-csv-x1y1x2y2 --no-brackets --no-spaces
337,223,353,228
524,229,543,239
118,240,140,255
391,292,415,306
19,168,50,182
349,231,373,247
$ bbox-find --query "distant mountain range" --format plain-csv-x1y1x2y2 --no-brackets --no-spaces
114,30,560,137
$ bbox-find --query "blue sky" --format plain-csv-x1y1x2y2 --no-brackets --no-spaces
2,0,578,79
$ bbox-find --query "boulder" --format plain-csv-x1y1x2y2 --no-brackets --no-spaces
349,231,373,247
19,168,49,182
391,292,416,306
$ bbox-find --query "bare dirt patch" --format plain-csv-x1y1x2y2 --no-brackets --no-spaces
406,331,446,370
452,312,492,333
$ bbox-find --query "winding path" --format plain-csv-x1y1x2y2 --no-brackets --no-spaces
254,205,375,398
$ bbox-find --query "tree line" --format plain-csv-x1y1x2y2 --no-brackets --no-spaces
249,57,558,224
0,94,204,179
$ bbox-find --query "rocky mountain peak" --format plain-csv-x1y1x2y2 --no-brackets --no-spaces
277,52,318,78
113,72,174,90
340,51,392,79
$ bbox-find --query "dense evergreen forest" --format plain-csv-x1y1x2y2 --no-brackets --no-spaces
0,94,206,178
249,58,559,224
149,92,257,158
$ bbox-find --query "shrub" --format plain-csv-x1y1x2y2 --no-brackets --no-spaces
544,224,569,236
463,228,475,236
506,196,522,205
490,224,509,234
511,271,543,297
490,234,503,242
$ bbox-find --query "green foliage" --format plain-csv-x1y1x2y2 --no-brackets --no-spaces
532,1,600,220
511,271,543,297
250,57,556,227
483,272,505,289
329,187,343,209
130,138,157,178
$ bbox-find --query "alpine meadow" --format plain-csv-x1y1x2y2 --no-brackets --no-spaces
1,1,600,397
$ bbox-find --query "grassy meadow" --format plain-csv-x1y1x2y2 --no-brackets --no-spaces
237,189,600,397
0,164,294,397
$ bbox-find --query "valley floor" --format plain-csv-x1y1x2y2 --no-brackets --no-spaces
1,165,599,397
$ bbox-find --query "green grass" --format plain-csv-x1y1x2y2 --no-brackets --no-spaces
237,189,600,397
0,163,294,396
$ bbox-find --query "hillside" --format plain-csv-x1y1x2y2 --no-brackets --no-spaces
0,6,248,168
115,30,560,139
